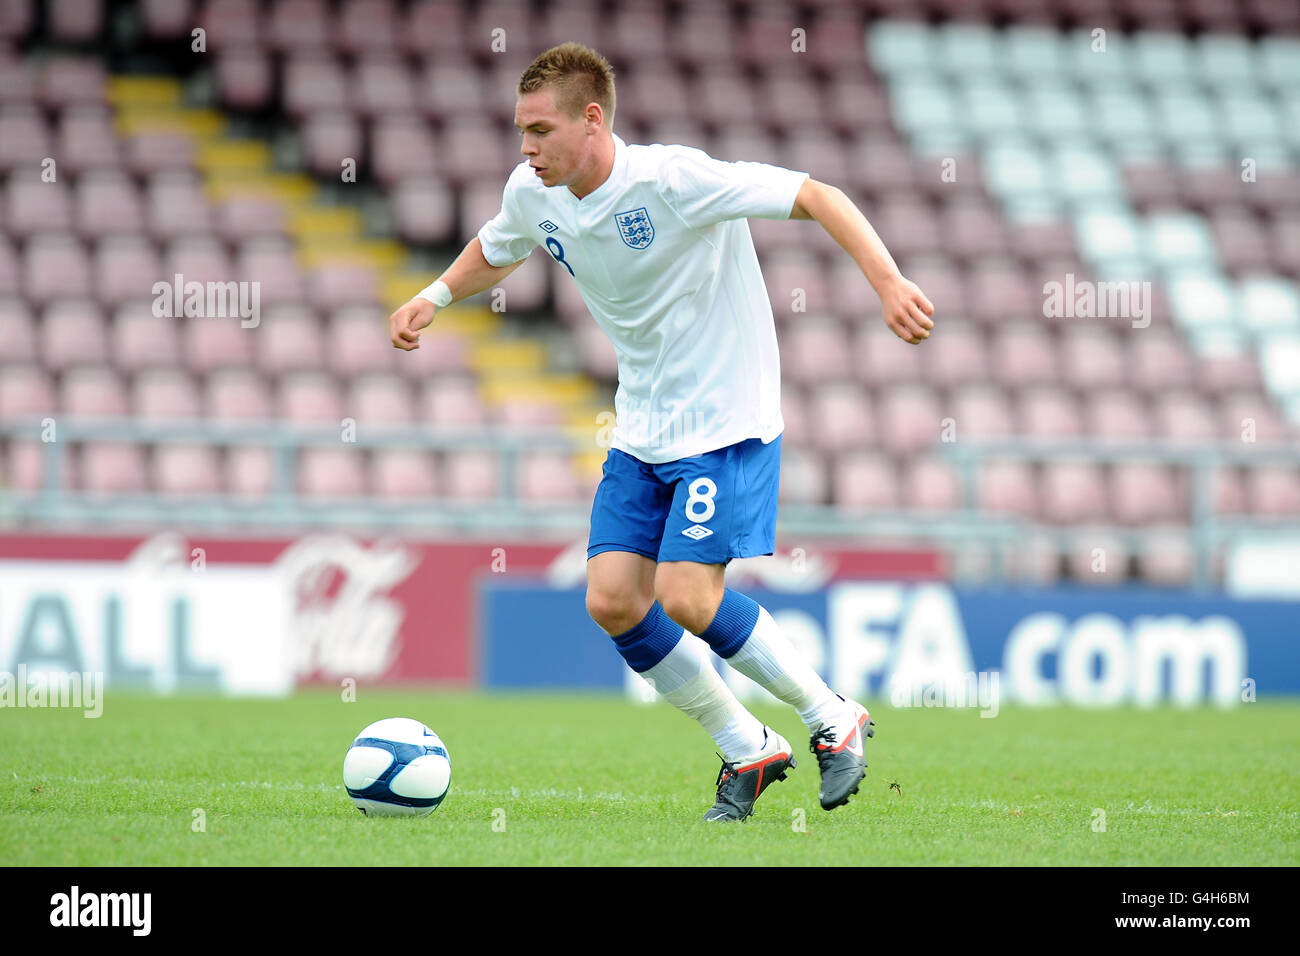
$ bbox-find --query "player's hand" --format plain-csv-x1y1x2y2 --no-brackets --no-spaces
878,274,935,345
389,298,436,350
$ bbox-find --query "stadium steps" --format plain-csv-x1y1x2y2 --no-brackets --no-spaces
109,76,610,488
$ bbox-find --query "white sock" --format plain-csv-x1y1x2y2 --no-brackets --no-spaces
724,606,843,731
640,630,767,760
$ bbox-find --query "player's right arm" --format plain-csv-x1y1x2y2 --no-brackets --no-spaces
389,236,527,350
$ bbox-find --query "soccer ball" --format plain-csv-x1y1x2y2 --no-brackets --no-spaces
343,717,451,817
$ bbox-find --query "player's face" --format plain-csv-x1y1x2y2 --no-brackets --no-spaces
515,88,596,191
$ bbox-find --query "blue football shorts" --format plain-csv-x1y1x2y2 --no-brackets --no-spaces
587,435,782,565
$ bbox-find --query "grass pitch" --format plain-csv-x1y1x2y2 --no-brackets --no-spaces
2,690,1297,866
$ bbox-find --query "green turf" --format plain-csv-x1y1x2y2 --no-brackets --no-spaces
1,690,1297,865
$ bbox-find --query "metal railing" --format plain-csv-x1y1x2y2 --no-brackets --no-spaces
2,417,1297,588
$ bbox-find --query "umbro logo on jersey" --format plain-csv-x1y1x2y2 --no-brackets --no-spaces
682,524,713,540
539,220,558,233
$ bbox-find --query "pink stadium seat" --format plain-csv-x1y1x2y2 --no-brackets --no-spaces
872,197,941,259
1019,386,1083,439
278,372,344,424
371,116,439,185
1040,461,1108,524
0,364,54,418
877,384,943,455
389,176,455,245
183,315,255,374
236,238,305,305
96,237,161,306
1209,208,1273,274
354,58,417,117
853,323,925,389
576,322,617,380
6,175,72,236
420,377,485,428
807,11,870,69
979,460,1038,518
326,308,396,379
779,446,829,505
784,318,853,385
518,452,581,502
126,131,196,175
1006,221,1078,268
49,0,103,44
395,329,471,379
348,375,413,427
807,382,876,453
307,265,379,310
993,324,1060,388
2,441,46,492
833,451,900,511
442,450,502,502
695,68,759,129
672,10,737,69
112,308,182,373
1245,465,1300,517
302,113,363,179
1271,214,1300,277
227,445,272,499
140,0,192,39
200,0,261,48
440,121,509,188
939,198,1011,263
207,369,272,421
1123,163,1182,211
26,235,93,305
1127,330,1194,395
155,444,222,497
268,0,331,52
283,56,349,118
602,5,669,61
214,50,273,111
1219,391,1290,444
493,400,563,429
402,0,469,57
298,447,367,499
923,321,988,389
370,448,437,499
1138,528,1195,585
901,456,962,511
969,259,1038,329
133,369,202,421
166,235,232,283
336,0,400,54
257,306,325,375
79,442,148,496
1083,390,1153,441
1059,327,1127,391
58,108,120,172
782,132,851,190
147,173,212,239
417,56,488,121
0,298,36,363
0,236,19,295
40,299,107,371
1065,530,1129,586
620,68,694,128
1154,392,1218,442
1110,462,1185,524
215,196,286,242
60,367,128,418
1195,351,1261,396
948,385,1014,440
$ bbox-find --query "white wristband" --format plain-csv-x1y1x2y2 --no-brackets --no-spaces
417,279,452,309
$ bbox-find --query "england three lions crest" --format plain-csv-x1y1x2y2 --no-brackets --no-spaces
615,207,654,249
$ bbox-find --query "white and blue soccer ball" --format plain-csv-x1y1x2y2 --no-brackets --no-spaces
343,717,451,817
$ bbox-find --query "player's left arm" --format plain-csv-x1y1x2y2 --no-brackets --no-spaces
789,179,935,345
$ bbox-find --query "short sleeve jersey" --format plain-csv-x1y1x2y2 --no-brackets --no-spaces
478,134,808,464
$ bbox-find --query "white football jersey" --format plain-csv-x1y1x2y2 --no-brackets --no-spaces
477,134,808,464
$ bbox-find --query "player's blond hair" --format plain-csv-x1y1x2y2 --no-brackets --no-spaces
518,42,616,128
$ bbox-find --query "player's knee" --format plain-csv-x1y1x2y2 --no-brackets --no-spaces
585,586,650,637
655,587,718,637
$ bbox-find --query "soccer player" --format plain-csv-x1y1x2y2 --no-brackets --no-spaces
390,43,935,821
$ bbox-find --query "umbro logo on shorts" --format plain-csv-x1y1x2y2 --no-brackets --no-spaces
682,524,713,540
